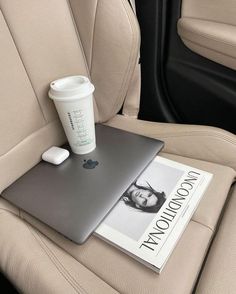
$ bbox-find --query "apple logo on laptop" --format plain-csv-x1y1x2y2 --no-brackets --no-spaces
83,159,99,169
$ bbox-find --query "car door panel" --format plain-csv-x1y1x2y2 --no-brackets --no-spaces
136,0,236,134
178,0,236,70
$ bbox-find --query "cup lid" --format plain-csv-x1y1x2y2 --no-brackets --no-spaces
49,76,95,101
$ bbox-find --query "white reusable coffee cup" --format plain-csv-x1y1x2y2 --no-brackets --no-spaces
49,76,96,155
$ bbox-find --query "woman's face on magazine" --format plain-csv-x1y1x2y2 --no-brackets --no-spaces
131,188,158,208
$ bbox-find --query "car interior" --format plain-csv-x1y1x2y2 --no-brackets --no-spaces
0,0,236,293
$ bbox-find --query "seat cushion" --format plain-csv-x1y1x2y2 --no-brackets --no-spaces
0,203,117,294
196,184,236,294
106,115,236,170
0,152,234,294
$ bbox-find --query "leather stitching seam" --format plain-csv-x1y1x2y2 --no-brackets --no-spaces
123,129,236,147
25,223,88,294
157,132,236,148
0,207,19,216
66,0,91,78
89,0,99,72
0,119,62,158
21,213,119,294
66,0,99,121
90,0,139,120
109,0,140,118
0,8,47,123
191,219,213,233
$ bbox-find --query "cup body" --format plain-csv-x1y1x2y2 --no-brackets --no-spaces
49,76,96,154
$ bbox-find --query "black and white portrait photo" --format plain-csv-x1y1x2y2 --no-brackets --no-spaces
103,161,184,241
122,180,166,213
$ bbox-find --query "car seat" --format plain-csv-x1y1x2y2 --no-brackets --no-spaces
0,1,235,293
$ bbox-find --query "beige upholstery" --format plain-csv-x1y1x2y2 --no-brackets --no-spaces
67,0,140,121
0,10,45,156
0,207,117,294
179,0,236,69
121,0,141,118
122,60,141,118
0,0,140,123
0,1,236,293
0,206,211,294
182,0,236,26
1,0,235,195
178,18,236,70
106,115,236,170
196,185,236,294
0,154,235,294
0,121,65,193
0,0,140,193
0,0,94,123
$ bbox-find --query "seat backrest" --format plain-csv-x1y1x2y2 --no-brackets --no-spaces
0,0,140,193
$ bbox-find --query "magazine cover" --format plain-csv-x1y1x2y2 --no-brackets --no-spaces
95,156,213,273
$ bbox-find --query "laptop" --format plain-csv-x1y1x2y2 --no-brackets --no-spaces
2,124,164,244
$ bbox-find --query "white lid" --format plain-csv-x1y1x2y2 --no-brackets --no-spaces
49,76,95,101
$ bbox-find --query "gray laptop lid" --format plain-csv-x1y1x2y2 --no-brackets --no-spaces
2,124,164,244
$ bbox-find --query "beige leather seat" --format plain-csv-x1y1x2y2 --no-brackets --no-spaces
0,1,235,293
196,185,236,294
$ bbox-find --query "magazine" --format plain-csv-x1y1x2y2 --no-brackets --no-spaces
95,156,212,273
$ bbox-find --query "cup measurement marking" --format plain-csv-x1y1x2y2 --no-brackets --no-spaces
68,109,93,145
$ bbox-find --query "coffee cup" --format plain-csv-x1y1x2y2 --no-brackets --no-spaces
49,76,96,155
